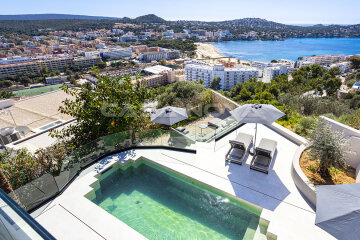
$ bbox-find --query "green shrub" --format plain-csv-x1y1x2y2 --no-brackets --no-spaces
322,113,337,120
0,142,72,190
310,121,349,177
295,117,317,136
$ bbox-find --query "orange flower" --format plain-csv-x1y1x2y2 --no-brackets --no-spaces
111,121,115,127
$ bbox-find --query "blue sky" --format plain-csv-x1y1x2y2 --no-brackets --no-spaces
1,0,359,24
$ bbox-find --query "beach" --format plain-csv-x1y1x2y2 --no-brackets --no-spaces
195,43,227,59
195,42,250,64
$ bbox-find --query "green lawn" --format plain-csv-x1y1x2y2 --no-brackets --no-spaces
13,84,62,98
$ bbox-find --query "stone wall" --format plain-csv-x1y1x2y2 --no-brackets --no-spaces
210,90,239,113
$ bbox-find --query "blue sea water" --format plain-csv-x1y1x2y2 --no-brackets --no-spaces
212,38,360,62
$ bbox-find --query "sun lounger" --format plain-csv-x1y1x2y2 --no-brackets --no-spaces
225,132,253,165
250,138,277,174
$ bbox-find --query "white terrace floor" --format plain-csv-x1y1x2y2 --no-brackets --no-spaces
33,123,334,240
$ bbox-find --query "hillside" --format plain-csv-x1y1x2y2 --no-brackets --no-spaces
0,14,120,20
133,14,166,23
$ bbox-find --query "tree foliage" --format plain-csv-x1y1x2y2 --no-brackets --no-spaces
52,72,155,146
310,121,349,177
143,39,196,52
350,57,360,69
210,77,221,91
0,142,72,190
157,81,211,109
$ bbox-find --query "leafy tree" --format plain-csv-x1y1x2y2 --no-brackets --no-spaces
350,95,360,109
198,78,204,85
350,57,360,69
323,77,341,95
310,121,349,177
0,80,13,89
270,60,278,63
52,72,155,146
234,88,252,102
254,91,274,101
157,81,211,108
329,67,340,77
0,91,14,99
210,77,222,91
159,59,167,66
95,61,107,69
0,142,72,191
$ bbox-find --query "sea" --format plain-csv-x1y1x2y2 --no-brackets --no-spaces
212,38,360,62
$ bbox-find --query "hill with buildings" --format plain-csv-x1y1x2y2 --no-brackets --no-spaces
0,14,121,20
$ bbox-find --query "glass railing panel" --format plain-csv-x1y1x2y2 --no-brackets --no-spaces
0,197,43,239
137,129,168,147
9,173,58,212
167,129,196,149
6,129,199,212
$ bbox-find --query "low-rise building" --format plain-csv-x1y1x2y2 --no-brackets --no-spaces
325,61,351,73
301,54,346,66
101,48,133,59
45,75,68,85
137,49,180,62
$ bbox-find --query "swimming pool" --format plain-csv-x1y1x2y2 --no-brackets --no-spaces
86,159,269,239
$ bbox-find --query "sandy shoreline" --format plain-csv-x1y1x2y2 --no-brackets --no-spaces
195,43,228,59
195,42,249,64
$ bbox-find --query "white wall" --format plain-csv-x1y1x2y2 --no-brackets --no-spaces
319,116,360,181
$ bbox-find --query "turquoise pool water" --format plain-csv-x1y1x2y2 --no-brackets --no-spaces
88,159,266,239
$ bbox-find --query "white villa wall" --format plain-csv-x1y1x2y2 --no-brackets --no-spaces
319,116,360,182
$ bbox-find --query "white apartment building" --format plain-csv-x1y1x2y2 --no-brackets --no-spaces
185,63,259,91
138,50,180,62
302,54,346,66
325,61,351,73
102,48,133,59
299,61,313,68
263,66,288,83
83,51,101,58
0,56,101,78
251,61,268,70
0,56,33,65
277,59,296,68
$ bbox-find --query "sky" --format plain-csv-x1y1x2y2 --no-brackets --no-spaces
0,0,359,25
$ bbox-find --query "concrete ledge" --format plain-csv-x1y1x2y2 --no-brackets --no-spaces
291,145,316,207
267,122,316,206
356,164,360,183
320,116,360,169
268,122,307,146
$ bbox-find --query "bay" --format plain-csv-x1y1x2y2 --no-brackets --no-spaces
212,38,360,62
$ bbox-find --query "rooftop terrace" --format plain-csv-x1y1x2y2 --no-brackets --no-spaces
30,123,333,240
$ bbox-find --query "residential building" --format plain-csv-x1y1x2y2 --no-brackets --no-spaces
162,30,174,40
0,56,33,65
102,48,133,59
325,61,351,73
302,54,346,66
137,49,180,62
185,63,259,90
72,56,101,69
0,56,101,78
45,75,68,85
251,61,268,70
263,66,288,83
